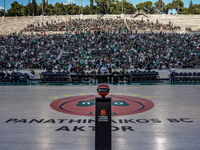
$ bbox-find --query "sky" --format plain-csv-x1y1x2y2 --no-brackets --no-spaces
0,0,199,11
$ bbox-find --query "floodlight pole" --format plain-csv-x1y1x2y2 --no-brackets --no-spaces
122,0,123,14
162,0,163,14
42,0,44,15
81,0,82,14
4,0,5,17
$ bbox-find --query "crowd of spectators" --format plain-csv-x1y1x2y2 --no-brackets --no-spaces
1,29,200,74
126,19,180,31
21,18,180,33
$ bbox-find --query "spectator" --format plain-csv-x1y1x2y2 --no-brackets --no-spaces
3,71,10,83
0,70,5,82
101,65,107,74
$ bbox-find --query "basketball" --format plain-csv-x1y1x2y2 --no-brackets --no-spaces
97,83,110,96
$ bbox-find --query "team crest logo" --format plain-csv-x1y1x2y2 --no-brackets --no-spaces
76,99,129,107
50,95,154,116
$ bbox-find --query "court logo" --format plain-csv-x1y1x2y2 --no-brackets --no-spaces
50,95,154,116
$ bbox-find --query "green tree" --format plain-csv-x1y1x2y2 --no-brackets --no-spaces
65,4,72,15
172,0,184,14
136,1,153,13
90,0,94,14
194,4,200,14
42,0,45,15
120,1,136,14
54,2,65,15
36,3,42,15
179,7,188,14
165,3,172,14
136,2,144,10
27,0,32,16
143,1,153,13
21,5,29,16
107,0,120,14
69,3,80,15
49,8,56,15
188,0,195,14
0,9,5,17
75,5,81,14
154,0,165,14
7,1,23,16
83,5,90,14
45,3,54,15
32,0,37,16
95,0,110,14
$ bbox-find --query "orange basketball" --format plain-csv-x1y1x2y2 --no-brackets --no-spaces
97,83,110,96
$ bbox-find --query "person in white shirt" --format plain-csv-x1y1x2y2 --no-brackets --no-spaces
168,65,175,75
101,65,107,74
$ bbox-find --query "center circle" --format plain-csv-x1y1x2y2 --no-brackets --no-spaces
50,95,154,116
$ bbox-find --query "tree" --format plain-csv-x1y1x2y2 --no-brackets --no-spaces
0,9,5,17
21,5,29,16
64,4,72,15
109,0,121,14
7,1,23,16
95,0,109,14
188,0,195,14
136,1,153,14
166,3,172,14
194,4,200,14
143,1,153,13
90,0,94,14
154,0,165,14
136,2,144,10
74,5,81,15
172,0,184,14
36,3,42,15
32,0,37,16
120,1,136,14
54,2,65,15
42,0,45,15
83,5,90,14
69,3,80,15
44,3,54,15
27,0,31,16
179,7,188,14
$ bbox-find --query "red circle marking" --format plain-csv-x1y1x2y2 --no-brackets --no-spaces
50,95,154,116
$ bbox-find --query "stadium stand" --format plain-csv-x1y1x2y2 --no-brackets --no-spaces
0,17,200,83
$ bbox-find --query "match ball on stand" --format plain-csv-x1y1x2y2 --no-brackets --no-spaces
97,83,110,97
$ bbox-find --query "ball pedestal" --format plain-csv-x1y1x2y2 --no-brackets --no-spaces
95,83,111,150
95,97,111,150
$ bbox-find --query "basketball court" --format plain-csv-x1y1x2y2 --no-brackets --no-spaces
0,83,200,150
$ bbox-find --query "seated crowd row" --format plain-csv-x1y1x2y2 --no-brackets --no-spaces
21,18,180,33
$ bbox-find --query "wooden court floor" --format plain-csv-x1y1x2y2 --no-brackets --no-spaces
0,84,200,150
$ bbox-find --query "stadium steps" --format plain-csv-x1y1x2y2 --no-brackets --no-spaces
0,16,40,34
1,15,200,34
